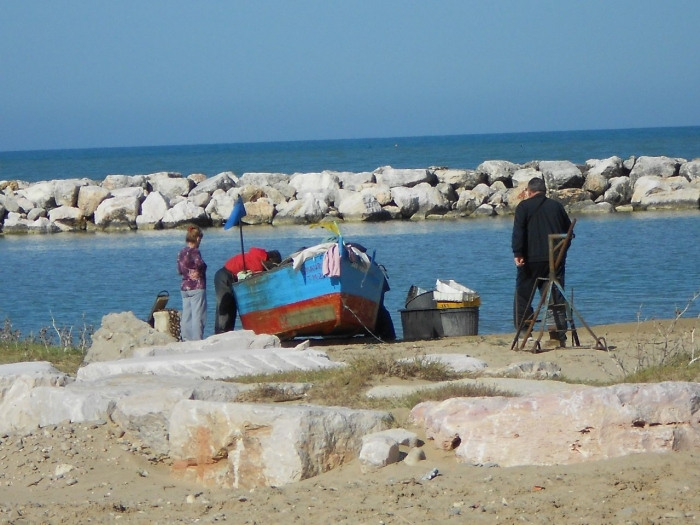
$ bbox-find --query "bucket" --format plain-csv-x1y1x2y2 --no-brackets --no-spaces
399,308,444,340
439,307,479,337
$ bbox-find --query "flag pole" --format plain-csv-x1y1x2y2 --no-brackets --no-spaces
224,195,248,272
239,222,246,271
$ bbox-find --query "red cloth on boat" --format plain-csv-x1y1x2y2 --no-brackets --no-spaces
223,247,269,276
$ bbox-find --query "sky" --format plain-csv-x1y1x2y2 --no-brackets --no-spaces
1,1,699,152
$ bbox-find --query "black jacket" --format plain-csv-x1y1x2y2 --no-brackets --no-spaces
512,193,572,263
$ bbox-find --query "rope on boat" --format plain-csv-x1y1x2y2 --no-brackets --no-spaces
340,297,386,343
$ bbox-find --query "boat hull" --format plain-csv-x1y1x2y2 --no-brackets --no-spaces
232,251,386,339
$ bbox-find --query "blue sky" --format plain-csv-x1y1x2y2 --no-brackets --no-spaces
1,1,699,151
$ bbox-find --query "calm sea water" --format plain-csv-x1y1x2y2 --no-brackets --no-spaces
1,127,699,340
1,212,699,340
1,127,699,183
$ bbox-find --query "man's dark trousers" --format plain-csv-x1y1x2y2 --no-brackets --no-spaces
514,261,567,339
214,267,237,334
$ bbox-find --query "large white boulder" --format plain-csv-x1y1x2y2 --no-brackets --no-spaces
390,186,420,217
409,182,450,218
289,171,340,205
631,175,698,210
77,185,111,216
77,346,342,382
272,196,328,225
205,190,235,223
102,174,147,191
93,196,140,230
0,362,73,434
475,160,518,185
84,311,177,364
109,377,245,455
432,168,484,190
131,330,280,358
0,194,22,213
24,181,56,209
454,189,485,216
639,188,700,210
136,191,169,229
53,179,87,207
585,156,626,179
337,191,385,221
335,171,375,191
358,183,392,206
242,198,275,225
680,159,700,181
375,166,435,188
629,156,681,185
110,186,145,200
410,382,700,467
149,175,193,200
539,161,584,190
511,167,542,188
48,205,85,231
189,171,238,197
238,172,290,187
168,400,393,488
2,213,60,234
161,200,209,228
602,176,632,206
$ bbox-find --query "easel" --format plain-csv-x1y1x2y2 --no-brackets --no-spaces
511,219,607,353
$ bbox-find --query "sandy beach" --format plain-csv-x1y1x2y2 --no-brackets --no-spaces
1,319,699,524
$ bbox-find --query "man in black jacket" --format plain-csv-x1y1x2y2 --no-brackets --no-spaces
512,177,572,346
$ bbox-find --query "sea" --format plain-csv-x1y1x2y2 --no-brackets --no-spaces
1,126,699,341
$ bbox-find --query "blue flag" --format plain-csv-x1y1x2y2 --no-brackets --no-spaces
224,196,247,230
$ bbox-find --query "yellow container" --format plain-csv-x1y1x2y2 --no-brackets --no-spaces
436,297,481,309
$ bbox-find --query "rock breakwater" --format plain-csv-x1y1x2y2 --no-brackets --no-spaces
1,155,698,234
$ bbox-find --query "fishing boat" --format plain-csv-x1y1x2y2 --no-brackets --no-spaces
231,238,390,340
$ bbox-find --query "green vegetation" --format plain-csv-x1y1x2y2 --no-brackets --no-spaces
0,317,89,374
621,352,700,383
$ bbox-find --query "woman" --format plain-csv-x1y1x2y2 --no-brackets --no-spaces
177,225,207,341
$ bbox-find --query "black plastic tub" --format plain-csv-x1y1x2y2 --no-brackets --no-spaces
400,306,479,340
440,307,479,337
400,308,444,340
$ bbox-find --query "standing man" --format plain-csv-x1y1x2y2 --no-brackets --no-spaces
512,177,572,346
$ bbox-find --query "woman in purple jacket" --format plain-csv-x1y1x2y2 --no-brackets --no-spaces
177,225,207,340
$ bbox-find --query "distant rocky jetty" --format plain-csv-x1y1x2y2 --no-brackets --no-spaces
0,155,698,234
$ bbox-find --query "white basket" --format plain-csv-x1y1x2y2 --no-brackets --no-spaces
433,279,479,302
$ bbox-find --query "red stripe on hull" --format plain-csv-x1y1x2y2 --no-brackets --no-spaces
239,293,378,339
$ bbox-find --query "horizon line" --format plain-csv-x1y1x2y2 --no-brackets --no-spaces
2,124,698,156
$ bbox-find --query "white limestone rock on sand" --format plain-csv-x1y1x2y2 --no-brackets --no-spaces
77,346,343,382
130,330,281,358
168,400,393,488
410,382,700,467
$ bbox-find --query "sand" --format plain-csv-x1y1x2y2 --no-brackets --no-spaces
1,319,699,524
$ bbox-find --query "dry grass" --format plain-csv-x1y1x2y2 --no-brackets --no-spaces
384,382,515,410
227,354,515,410
236,384,309,403
604,291,700,384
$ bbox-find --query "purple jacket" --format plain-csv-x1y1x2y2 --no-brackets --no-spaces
177,246,207,291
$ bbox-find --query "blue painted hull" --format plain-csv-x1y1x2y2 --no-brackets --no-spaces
232,249,387,339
